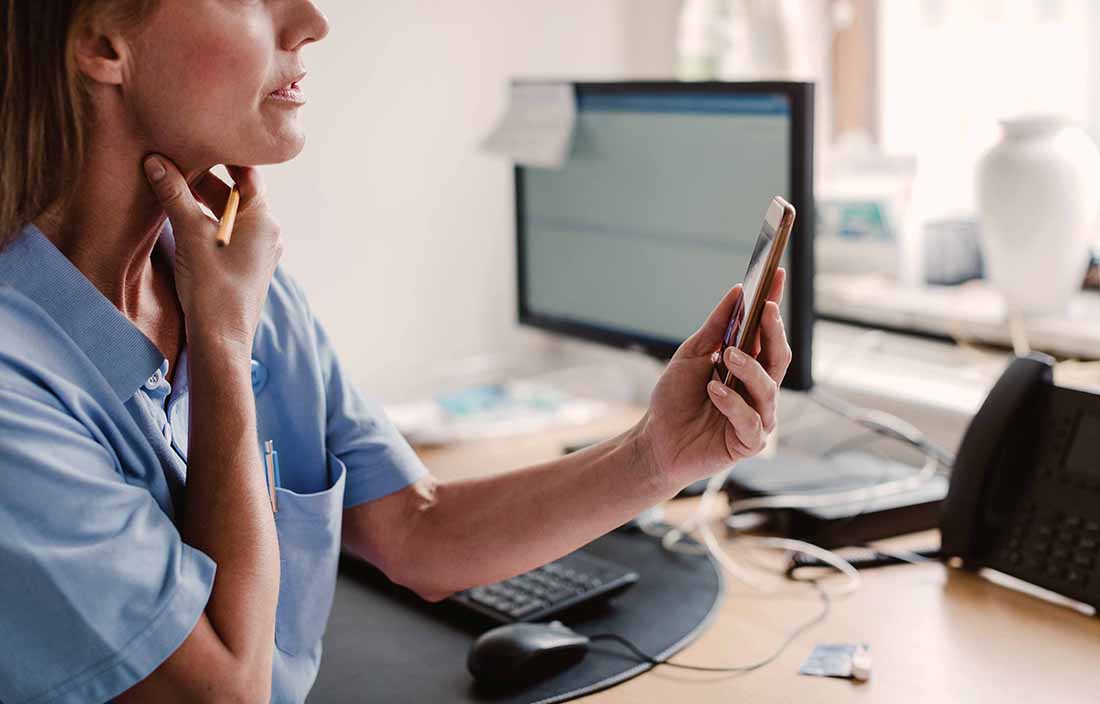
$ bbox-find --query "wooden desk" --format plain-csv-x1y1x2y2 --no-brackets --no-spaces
416,405,1100,704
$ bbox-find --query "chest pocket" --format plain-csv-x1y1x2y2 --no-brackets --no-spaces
273,451,346,655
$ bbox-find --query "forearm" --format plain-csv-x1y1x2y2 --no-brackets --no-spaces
181,335,280,666
403,418,676,598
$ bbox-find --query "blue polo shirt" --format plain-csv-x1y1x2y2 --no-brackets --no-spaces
0,223,429,704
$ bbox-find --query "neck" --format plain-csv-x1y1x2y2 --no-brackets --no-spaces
34,124,204,317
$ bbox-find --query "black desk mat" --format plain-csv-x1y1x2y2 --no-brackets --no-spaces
310,528,723,703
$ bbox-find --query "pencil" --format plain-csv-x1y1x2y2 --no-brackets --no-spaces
215,186,241,247
264,440,278,513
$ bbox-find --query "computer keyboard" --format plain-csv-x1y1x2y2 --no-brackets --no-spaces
447,550,639,624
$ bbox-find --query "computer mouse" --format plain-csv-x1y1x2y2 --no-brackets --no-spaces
467,621,591,688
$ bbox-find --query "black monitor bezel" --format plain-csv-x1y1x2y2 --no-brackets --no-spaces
514,80,815,390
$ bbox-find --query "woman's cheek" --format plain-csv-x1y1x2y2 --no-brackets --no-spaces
171,42,269,151
185,36,264,102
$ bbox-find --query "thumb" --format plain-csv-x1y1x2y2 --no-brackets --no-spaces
143,154,200,224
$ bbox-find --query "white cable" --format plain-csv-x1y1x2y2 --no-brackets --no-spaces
657,465,862,597
684,454,938,596
661,437,939,561
658,466,731,553
727,452,940,515
864,543,936,565
807,388,956,469
809,389,929,448
657,392,946,599
695,515,862,596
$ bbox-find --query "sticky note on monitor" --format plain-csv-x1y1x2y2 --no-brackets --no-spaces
481,82,576,168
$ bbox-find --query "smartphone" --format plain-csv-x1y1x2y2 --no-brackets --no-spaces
711,196,795,387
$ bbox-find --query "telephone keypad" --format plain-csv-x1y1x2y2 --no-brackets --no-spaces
998,505,1098,592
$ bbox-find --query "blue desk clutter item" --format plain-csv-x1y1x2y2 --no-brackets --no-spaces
388,381,608,446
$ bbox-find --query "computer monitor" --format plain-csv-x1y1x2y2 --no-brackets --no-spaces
515,81,814,389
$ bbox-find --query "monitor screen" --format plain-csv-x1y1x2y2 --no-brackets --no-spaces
516,83,813,389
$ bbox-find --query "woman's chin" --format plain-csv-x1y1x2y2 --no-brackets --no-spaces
166,128,306,173
220,128,306,167
244,134,306,166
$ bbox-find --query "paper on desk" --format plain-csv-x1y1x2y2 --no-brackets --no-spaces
481,82,576,168
385,381,607,446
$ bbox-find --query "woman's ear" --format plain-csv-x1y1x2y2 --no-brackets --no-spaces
71,19,130,87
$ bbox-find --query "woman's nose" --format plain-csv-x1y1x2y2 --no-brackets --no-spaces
281,0,331,51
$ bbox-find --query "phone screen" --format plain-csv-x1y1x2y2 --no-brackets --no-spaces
712,207,782,384
727,218,777,350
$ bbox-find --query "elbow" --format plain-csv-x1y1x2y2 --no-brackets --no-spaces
347,539,459,607
412,585,456,603
383,561,457,603
370,541,457,602
360,535,458,603
344,541,456,601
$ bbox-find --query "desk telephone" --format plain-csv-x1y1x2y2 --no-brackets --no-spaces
941,354,1100,610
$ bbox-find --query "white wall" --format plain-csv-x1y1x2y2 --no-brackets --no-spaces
263,0,678,402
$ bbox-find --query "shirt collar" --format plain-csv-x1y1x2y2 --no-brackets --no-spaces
0,223,169,401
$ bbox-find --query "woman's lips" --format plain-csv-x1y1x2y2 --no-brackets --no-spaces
267,81,306,105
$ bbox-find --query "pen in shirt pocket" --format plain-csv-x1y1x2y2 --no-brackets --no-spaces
263,440,281,513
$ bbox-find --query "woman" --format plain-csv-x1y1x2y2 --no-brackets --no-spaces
0,1,791,703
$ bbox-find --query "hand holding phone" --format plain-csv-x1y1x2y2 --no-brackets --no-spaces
638,196,795,487
711,196,795,387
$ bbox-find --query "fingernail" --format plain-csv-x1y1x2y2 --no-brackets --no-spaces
144,156,166,182
709,380,729,397
726,347,745,366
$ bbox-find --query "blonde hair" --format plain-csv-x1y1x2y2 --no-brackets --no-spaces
0,0,159,249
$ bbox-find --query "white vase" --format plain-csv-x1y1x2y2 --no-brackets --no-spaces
976,115,1099,316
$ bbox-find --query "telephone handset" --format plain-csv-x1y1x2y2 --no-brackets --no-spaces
941,353,1100,611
